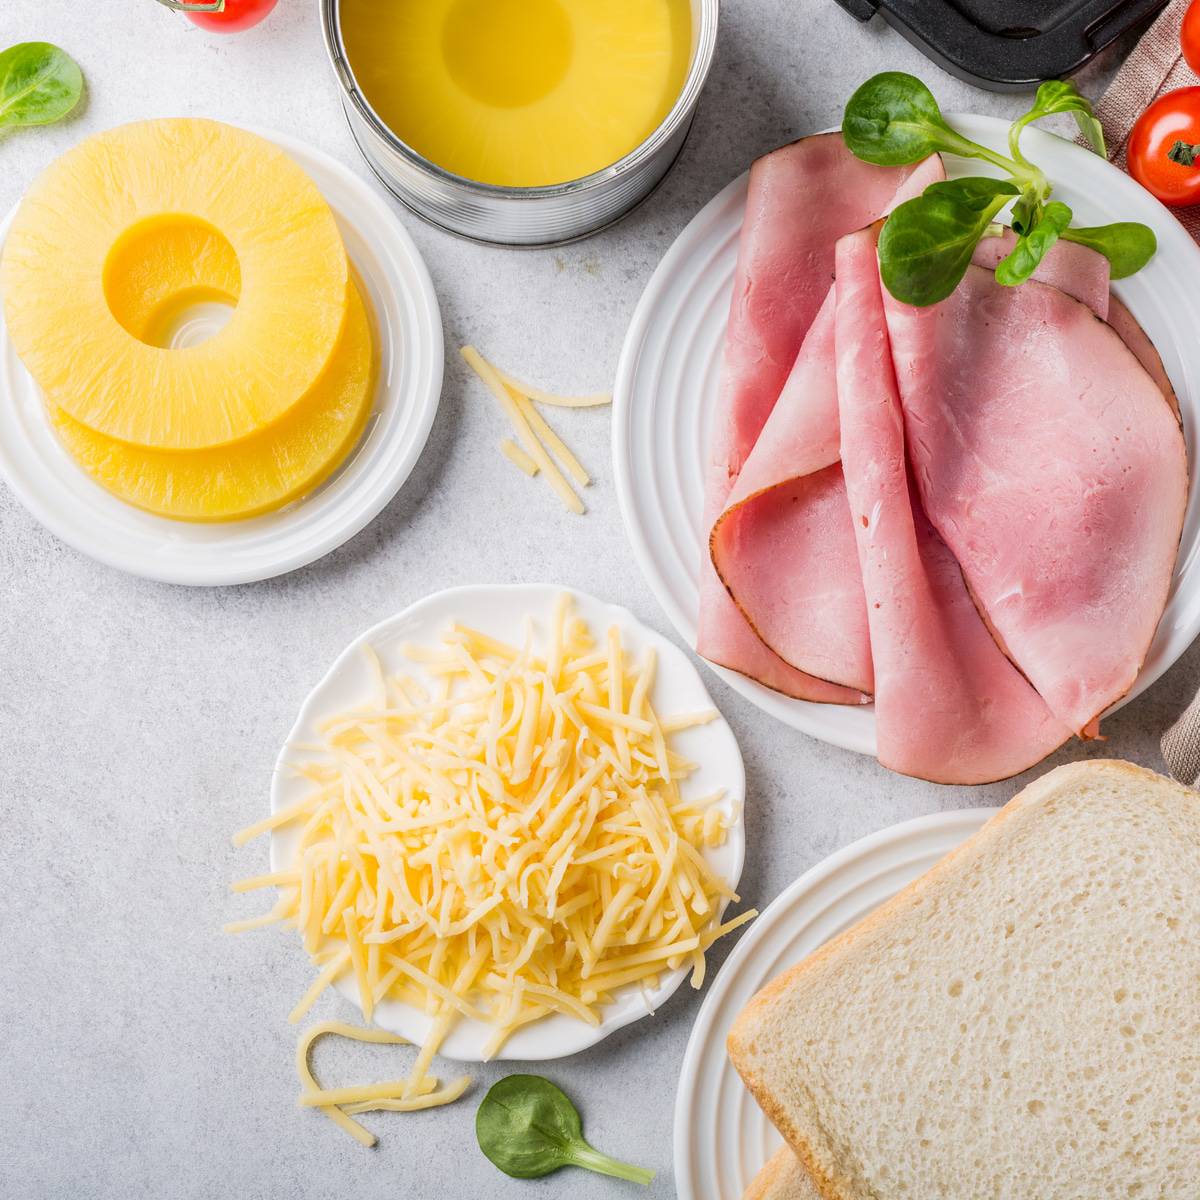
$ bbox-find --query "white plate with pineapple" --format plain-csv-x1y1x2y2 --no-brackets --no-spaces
249,584,748,1061
0,120,442,586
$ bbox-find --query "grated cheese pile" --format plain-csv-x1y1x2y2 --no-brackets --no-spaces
229,594,752,1144
461,345,610,515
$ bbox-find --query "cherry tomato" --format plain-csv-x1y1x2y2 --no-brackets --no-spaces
157,0,279,33
1127,87,1200,207
1183,0,1200,76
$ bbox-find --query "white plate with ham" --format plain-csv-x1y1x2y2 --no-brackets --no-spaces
613,115,1200,777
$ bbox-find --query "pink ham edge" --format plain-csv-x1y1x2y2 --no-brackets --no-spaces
698,134,943,700
1106,293,1181,418
884,264,1188,736
711,231,1114,695
835,228,1070,784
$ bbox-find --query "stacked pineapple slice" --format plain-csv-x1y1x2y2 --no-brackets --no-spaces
0,119,375,521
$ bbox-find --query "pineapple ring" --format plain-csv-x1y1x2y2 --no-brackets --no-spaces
102,215,242,347
50,217,373,521
50,279,375,522
1,118,349,451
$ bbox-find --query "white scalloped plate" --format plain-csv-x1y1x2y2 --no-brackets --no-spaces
270,583,746,1061
0,123,443,586
673,807,992,1200
613,116,1200,755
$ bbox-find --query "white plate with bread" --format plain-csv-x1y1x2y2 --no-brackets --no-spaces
674,804,990,1198
676,761,1200,1200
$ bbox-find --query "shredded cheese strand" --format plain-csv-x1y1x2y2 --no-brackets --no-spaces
495,366,611,408
288,947,352,1025
461,345,583,514
294,1020,469,1146
499,437,539,476
512,390,590,487
342,1075,472,1115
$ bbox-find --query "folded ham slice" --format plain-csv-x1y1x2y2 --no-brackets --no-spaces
884,265,1188,735
835,228,1070,783
700,138,944,696
708,293,872,691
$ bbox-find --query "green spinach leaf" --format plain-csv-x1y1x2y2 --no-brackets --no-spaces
995,200,1073,286
879,179,1018,306
842,71,975,166
1019,79,1106,156
924,177,1020,211
1009,190,1040,237
476,1075,654,1185
843,72,1153,303
0,42,83,132
1060,222,1158,279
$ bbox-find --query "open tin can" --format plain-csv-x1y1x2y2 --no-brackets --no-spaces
320,0,718,247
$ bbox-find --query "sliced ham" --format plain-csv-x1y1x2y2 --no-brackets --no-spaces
700,140,944,695
835,228,1070,783
1106,294,1180,418
709,293,872,691
704,202,1098,693
884,264,1188,735
697,126,1184,775
971,231,1110,318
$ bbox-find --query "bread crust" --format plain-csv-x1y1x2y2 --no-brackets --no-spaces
743,1146,792,1200
743,1145,824,1200
727,760,1199,1200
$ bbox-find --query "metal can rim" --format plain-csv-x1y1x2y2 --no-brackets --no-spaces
319,0,719,200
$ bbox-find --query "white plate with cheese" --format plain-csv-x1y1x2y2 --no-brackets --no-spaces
673,807,992,1200
268,583,747,1061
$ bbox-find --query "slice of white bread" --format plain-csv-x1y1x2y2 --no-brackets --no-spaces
728,760,1200,1199
744,1146,823,1200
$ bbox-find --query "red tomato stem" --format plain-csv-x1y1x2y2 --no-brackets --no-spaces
1168,141,1200,168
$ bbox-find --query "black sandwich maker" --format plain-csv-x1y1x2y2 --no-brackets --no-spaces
834,0,1169,90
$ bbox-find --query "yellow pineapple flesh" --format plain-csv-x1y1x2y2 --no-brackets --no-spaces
51,278,375,522
1,118,349,450
102,215,241,348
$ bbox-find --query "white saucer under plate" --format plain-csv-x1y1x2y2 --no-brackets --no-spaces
673,806,992,1200
614,115,1200,756
0,124,443,586
269,583,746,1061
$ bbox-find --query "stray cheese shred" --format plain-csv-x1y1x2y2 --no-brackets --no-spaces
294,1020,470,1147
499,437,539,477
495,366,611,409
462,345,606,513
230,594,752,1145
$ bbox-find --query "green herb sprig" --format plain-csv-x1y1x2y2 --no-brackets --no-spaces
476,1075,655,1186
842,72,1156,305
0,42,84,134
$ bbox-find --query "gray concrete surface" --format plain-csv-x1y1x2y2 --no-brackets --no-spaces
0,2,1186,1197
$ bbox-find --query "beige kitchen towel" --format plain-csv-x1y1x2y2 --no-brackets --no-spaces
1162,699,1200,785
1080,0,1200,239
